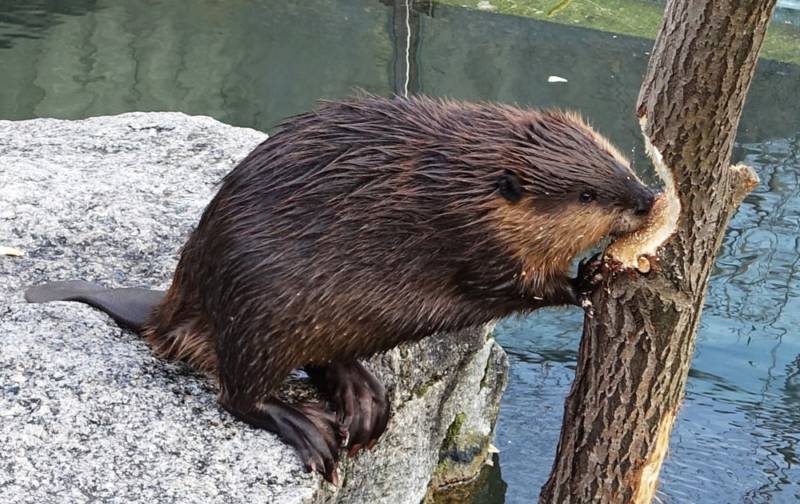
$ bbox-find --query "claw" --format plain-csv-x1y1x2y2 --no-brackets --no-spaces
348,443,363,458
339,426,350,447
329,468,339,486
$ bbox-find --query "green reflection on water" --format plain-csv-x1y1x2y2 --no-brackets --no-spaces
437,0,800,65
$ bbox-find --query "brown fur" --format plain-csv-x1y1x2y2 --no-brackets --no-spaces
137,95,654,409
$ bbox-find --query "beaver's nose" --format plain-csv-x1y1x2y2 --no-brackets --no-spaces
635,190,655,216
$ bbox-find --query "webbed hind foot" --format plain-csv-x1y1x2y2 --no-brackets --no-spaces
221,398,342,484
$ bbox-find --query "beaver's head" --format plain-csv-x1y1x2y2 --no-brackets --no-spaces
488,109,655,276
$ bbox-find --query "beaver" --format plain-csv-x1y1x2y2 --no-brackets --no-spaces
25,94,655,483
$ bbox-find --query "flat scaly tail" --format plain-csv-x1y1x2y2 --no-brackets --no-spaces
25,280,165,332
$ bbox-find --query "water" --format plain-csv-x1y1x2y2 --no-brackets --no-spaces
1,1,798,502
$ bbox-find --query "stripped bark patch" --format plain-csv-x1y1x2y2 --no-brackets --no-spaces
606,117,681,272
632,408,676,504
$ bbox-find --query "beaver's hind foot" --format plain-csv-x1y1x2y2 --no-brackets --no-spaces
221,398,341,483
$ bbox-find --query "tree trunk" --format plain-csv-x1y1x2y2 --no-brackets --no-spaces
540,1,775,502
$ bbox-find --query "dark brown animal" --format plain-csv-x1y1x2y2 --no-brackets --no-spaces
26,95,655,483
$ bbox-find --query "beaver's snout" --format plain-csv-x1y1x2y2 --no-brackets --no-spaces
613,188,656,236
634,189,656,216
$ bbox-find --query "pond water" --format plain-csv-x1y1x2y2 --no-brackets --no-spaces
1,1,799,502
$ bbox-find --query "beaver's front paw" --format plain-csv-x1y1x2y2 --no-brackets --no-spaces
571,253,605,317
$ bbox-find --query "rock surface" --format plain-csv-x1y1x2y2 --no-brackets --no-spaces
0,113,508,504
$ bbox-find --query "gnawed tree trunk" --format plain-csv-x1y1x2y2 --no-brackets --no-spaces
540,1,775,503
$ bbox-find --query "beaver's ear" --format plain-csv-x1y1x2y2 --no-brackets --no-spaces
496,171,522,203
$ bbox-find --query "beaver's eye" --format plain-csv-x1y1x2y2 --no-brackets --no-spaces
579,191,595,204
497,171,522,203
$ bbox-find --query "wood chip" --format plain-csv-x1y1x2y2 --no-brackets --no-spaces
0,246,24,257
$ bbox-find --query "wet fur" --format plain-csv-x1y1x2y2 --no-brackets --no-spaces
140,94,653,408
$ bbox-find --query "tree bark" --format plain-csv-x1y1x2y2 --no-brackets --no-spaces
540,1,775,503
